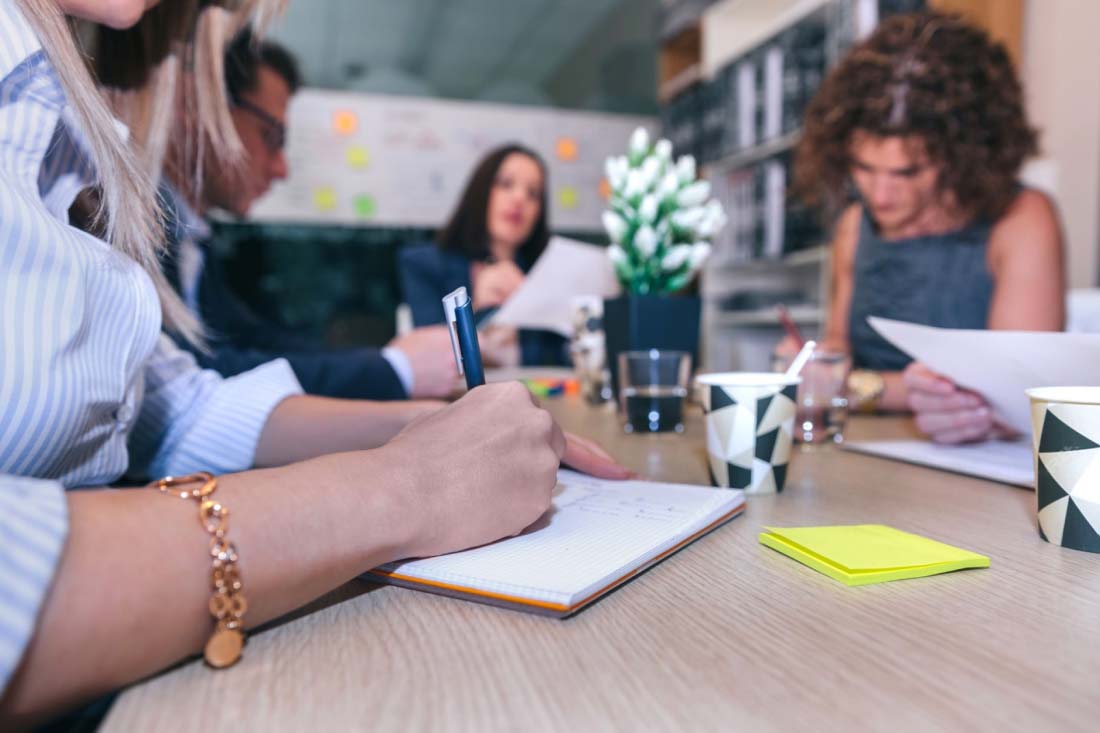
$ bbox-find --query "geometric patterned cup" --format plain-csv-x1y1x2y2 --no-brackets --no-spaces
696,373,801,494
1025,387,1100,553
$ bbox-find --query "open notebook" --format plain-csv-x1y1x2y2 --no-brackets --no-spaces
366,470,745,617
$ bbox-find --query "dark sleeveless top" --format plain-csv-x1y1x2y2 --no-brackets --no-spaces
848,208,995,370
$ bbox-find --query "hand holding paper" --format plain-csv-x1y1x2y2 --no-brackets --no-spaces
869,317,1100,437
902,361,1015,444
490,237,621,337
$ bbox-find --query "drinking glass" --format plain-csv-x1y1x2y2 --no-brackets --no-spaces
618,350,692,434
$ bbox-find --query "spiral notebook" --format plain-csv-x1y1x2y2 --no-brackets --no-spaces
367,471,745,617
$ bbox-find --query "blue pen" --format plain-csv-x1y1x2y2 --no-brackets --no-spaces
443,286,485,389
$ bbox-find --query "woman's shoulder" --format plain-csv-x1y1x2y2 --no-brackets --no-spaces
831,202,864,269
996,188,1059,226
989,188,1061,252
400,242,470,272
398,243,473,303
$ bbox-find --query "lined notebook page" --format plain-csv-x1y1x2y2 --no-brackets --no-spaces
377,471,744,608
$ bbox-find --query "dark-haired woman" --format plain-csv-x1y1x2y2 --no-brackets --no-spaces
791,12,1065,444
400,145,568,366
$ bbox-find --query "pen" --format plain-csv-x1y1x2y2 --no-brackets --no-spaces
443,286,485,389
776,304,805,348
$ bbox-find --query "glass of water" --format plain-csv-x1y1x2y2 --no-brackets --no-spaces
795,349,851,445
618,350,692,434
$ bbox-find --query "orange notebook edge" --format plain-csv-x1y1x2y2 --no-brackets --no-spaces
367,499,746,618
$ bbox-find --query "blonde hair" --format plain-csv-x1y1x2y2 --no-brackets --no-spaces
16,0,286,345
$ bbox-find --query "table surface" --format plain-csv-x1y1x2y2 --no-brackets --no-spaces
102,387,1100,732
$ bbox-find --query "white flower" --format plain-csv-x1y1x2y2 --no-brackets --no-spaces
676,180,711,208
640,156,662,190
655,219,670,241
608,244,628,266
602,211,627,244
689,241,712,269
633,225,658,258
661,244,693,271
696,200,728,238
656,171,679,200
605,156,628,190
623,168,647,200
671,206,706,232
654,139,673,162
629,127,649,157
638,194,659,224
675,155,696,184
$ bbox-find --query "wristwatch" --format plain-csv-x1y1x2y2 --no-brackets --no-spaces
848,369,885,413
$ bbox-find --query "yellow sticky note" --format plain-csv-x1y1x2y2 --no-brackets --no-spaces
346,145,370,169
558,186,579,209
313,186,337,212
759,525,989,586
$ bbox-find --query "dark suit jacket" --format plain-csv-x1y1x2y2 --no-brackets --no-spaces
161,186,408,400
398,243,568,366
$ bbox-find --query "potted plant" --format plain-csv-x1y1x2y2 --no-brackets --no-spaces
602,127,727,393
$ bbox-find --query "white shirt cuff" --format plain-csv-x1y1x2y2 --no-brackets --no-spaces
381,347,414,396
0,475,68,693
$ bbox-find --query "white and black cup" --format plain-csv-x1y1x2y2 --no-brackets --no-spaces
1026,386,1100,553
696,373,800,494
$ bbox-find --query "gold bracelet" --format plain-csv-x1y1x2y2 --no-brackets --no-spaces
149,471,248,669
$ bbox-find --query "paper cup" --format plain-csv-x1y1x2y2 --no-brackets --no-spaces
696,372,800,494
1025,387,1100,553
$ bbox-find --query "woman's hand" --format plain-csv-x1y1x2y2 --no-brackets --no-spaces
563,432,634,480
478,325,521,368
376,381,565,558
471,260,526,311
903,362,1015,444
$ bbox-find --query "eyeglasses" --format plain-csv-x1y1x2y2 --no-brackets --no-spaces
232,96,287,154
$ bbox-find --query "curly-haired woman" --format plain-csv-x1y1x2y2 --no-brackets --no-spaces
793,11,1065,444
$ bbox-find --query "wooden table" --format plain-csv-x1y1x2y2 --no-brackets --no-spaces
102,395,1100,732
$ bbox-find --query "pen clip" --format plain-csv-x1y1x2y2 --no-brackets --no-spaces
442,286,468,377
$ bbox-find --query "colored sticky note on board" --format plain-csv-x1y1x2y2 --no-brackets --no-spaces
353,193,376,218
333,110,358,136
313,186,337,212
555,137,579,162
759,525,989,587
346,145,370,169
598,177,611,200
558,186,579,209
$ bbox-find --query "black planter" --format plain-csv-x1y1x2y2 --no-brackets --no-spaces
603,294,701,398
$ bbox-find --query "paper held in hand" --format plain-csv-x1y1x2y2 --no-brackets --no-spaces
489,236,621,337
868,317,1100,437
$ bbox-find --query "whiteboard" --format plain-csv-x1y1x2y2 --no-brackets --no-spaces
249,88,657,231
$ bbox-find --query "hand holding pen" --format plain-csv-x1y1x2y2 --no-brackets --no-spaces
441,287,632,479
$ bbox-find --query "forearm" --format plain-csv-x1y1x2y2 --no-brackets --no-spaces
253,395,443,466
877,371,909,412
0,455,413,726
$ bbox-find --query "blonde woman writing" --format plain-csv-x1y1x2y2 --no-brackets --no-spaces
0,1,626,726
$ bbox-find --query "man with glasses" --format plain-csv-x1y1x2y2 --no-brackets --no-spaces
162,29,457,401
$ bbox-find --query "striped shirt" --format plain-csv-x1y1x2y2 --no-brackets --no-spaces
0,2,302,694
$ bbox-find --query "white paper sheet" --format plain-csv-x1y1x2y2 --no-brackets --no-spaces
869,317,1100,436
489,236,620,337
843,439,1034,488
